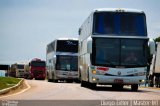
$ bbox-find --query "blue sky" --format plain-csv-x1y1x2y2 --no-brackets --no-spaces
0,0,160,64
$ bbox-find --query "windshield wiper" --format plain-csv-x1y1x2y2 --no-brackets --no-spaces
126,61,144,66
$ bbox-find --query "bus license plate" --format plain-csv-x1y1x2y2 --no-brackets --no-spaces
114,79,123,83
68,73,72,78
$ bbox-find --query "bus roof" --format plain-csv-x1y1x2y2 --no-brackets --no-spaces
47,38,78,47
93,8,144,13
56,38,78,41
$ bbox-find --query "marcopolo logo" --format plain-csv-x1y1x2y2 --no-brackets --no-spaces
66,41,76,46
118,71,121,76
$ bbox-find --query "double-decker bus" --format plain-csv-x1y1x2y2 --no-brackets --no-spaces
78,8,155,91
46,38,79,82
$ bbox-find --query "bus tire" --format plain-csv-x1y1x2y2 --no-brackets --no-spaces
89,83,96,89
155,76,160,88
149,83,154,87
66,80,73,83
42,78,45,80
75,79,80,83
81,80,86,87
53,79,58,83
112,84,123,90
131,84,138,91
48,79,52,82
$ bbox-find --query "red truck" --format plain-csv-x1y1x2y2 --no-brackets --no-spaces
25,58,46,80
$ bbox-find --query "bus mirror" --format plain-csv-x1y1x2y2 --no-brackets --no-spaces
149,39,156,55
78,28,81,35
87,37,92,53
53,56,56,64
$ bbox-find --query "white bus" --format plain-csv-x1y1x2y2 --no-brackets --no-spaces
149,42,160,87
78,8,154,91
46,38,79,82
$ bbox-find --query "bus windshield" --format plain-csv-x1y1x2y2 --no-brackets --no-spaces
31,61,46,67
56,55,78,71
56,40,78,53
93,12,147,36
92,38,148,67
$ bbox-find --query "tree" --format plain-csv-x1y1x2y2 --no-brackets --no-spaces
154,36,160,42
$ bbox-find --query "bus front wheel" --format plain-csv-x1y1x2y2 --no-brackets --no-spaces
89,83,96,89
53,79,58,83
48,79,53,82
81,80,87,87
131,84,138,91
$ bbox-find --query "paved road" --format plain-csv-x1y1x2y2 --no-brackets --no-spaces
0,80,160,106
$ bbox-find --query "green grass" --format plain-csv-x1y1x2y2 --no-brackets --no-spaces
0,77,21,90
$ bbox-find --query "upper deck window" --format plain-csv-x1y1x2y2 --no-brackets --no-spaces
93,12,147,36
56,40,78,53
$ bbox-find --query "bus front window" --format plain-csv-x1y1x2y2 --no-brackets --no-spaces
56,56,78,71
121,39,148,66
71,57,78,71
93,38,120,66
92,38,148,67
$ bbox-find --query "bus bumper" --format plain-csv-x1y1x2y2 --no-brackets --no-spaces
89,75,146,85
56,75,78,80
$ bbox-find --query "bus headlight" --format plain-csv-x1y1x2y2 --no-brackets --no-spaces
92,70,96,74
92,78,96,81
92,78,99,82
139,79,145,83
142,80,145,82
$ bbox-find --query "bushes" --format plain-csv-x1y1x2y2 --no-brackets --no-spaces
0,77,21,90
